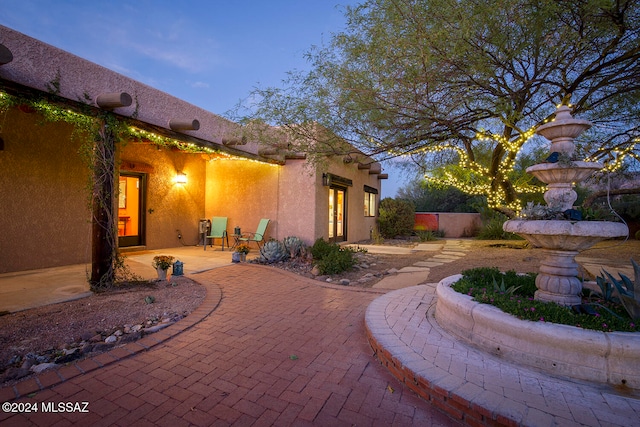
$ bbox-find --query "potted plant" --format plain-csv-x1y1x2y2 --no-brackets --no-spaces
152,255,174,280
235,244,250,262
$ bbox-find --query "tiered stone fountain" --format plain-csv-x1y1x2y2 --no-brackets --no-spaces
434,105,637,389
503,105,629,305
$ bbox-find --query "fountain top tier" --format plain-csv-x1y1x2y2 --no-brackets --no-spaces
535,105,592,156
527,105,602,211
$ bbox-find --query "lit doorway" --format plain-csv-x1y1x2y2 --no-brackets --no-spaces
118,173,146,247
328,186,347,242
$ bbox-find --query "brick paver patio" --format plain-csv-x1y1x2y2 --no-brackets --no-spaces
1,265,460,426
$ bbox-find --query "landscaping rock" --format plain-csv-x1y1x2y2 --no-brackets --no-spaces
31,363,57,374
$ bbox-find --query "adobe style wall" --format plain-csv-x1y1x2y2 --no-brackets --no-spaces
0,109,91,273
415,212,481,238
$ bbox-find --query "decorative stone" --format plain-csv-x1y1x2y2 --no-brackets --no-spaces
104,335,117,344
31,363,57,374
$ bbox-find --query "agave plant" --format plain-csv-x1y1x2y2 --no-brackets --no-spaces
599,259,640,321
283,236,306,258
259,240,289,264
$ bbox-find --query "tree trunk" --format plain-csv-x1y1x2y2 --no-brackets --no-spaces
583,188,640,208
90,123,116,290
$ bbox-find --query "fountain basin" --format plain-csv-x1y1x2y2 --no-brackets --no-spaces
435,275,640,389
526,161,603,184
503,219,628,250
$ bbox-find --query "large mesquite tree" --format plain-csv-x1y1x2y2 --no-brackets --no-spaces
236,0,640,216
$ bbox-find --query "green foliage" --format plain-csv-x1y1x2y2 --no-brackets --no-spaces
397,179,480,213
310,238,356,275
310,238,335,260
475,206,521,240
452,268,639,332
377,198,415,238
415,230,443,241
476,216,520,240
597,259,640,321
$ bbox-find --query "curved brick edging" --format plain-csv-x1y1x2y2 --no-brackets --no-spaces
365,285,640,427
364,289,508,426
0,277,223,402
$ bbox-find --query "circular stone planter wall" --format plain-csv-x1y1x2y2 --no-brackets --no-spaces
435,275,640,390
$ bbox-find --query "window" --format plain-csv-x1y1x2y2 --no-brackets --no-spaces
364,185,378,217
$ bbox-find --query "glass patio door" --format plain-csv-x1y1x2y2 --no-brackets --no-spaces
328,186,347,242
118,173,146,247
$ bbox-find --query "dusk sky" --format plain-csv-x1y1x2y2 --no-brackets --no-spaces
0,0,408,196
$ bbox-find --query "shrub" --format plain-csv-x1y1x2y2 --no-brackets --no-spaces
476,212,521,240
311,238,335,260
315,248,356,275
415,229,444,241
377,198,415,238
310,238,356,275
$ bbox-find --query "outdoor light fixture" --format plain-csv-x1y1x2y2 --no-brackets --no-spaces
322,173,331,186
175,172,187,184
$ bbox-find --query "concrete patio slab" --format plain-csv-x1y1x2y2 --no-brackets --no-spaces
0,246,233,313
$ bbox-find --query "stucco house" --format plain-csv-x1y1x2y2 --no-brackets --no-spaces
0,26,386,275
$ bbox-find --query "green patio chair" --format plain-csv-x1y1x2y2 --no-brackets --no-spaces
238,219,270,250
204,216,229,251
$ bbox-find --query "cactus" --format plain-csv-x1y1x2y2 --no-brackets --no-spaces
259,240,289,263
283,236,306,258
599,258,640,321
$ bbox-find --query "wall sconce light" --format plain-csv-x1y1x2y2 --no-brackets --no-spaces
175,172,187,184
322,173,331,186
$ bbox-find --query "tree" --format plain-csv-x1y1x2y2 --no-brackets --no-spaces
234,0,640,217
397,178,481,213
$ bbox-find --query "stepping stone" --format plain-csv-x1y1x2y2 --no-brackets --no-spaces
372,270,430,289
398,266,430,273
414,261,444,267
433,254,461,260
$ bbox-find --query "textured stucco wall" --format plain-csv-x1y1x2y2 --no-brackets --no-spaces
205,159,280,243
0,108,91,273
120,143,206,248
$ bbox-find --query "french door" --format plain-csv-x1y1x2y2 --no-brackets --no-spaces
118,173,146,247
328,186,347,242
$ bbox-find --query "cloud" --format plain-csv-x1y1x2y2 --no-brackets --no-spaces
190,81,210,88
